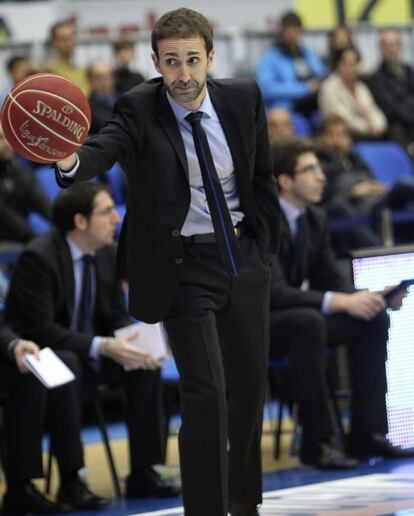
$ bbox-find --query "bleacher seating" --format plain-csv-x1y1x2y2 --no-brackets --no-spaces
353,141,414,186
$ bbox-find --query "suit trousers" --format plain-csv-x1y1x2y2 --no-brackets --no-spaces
58,351,164,473
0,350,83,483
163,233,270,516
269,307,389,444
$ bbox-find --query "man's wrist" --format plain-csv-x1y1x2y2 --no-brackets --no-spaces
8,338,20,359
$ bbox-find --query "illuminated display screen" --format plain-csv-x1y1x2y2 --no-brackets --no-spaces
352,248,414,449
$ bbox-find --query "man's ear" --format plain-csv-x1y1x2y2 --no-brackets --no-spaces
278,173,293,192
73,213,88,231
207,48,215,69
151,52,161,74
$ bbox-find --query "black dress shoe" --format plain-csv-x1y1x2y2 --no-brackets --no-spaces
229,502,260,515
126,467,181,498
347,433,414,459
300,441,359,469
3,482,70,514
57,477,110,510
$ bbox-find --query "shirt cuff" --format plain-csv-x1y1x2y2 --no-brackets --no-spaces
322,291,333,315
7,338,20,359
57,156,80,178
89,336,103,360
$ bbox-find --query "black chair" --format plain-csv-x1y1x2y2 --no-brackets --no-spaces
45,383,122,498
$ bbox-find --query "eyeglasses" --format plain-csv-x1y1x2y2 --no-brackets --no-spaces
91,205,117,217
294,163,323,175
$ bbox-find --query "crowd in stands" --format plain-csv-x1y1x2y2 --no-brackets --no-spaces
1,8,414,514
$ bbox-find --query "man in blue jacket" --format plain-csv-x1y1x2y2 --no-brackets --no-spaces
256,11,326,113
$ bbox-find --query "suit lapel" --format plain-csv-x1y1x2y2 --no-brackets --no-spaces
54,231,75,319
157,88,189,178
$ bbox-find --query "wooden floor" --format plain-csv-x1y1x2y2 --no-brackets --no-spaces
0,418,300,499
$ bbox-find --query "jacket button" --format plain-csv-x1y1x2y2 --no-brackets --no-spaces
174,257,183,264
172,229,180,237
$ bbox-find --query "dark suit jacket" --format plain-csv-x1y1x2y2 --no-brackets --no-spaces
57,77,280,322
368,61,414,132
270,205,351,311
4,229,131,358
0,313,17,362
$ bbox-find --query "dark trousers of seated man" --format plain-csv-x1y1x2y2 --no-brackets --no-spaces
269,308,390,444
0,350,83,484
59,349,164,474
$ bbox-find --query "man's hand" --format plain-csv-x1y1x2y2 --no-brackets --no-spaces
56,153,77,171
13,340,40,374
99,332,162,370
352,180,385,198
382,285,407,310
330,291,386,320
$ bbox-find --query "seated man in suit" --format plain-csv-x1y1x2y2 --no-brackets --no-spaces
269,137,414,469
0,315,81,513
4,182,180,500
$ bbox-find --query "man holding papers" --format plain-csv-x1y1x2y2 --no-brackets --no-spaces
4,182,180,506
0,317,80,513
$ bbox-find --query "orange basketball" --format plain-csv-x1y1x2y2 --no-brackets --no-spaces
0,73,91,164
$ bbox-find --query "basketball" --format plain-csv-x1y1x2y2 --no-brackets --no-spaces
0,73,91,164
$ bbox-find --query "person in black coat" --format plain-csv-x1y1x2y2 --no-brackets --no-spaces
368,30,414,151
269,137,414,470
54,8,280,516
0,123,51,243
112,39,145,96
0,315,90,514
4,182,179,504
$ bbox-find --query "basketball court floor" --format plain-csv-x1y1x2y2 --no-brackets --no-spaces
30,417,414,516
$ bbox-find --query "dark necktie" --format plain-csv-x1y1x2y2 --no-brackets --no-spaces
78,254,94,334
185,111,241,275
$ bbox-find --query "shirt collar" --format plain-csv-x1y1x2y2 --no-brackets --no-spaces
66,237,95,262
166,88,217,125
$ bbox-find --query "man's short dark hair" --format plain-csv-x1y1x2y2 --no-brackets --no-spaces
112,39,134,54
271,137,315,179
319,114,350,135
280,11,302,29
52,182,109,233
6,54,29,73
151,8,213,57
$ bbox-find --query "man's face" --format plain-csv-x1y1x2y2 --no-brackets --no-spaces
280,24,302,49
380,31,401,65
319,122,352,156
0,124,14,161
52,25,76,59
267,108,294,142
82,191,120,249
152,35,214,110
88,62,114,95
282,152,325,208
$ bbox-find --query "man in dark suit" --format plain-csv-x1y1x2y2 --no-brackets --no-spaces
4,182,179,504
86,60,117,135
269,137,414,469
54,8,280,516
0,316,85,513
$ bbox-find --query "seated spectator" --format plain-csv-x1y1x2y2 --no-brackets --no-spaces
318,47,387,139
0,122,51,243
87,60,117,135
112,39,145,96
0,314,99,513
368,29,414,154
1,55,33,103
5,182,180,501
256,10,326,114
267,107,294,143
269,137,414,469
46,19,89,96
317,115,414,254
